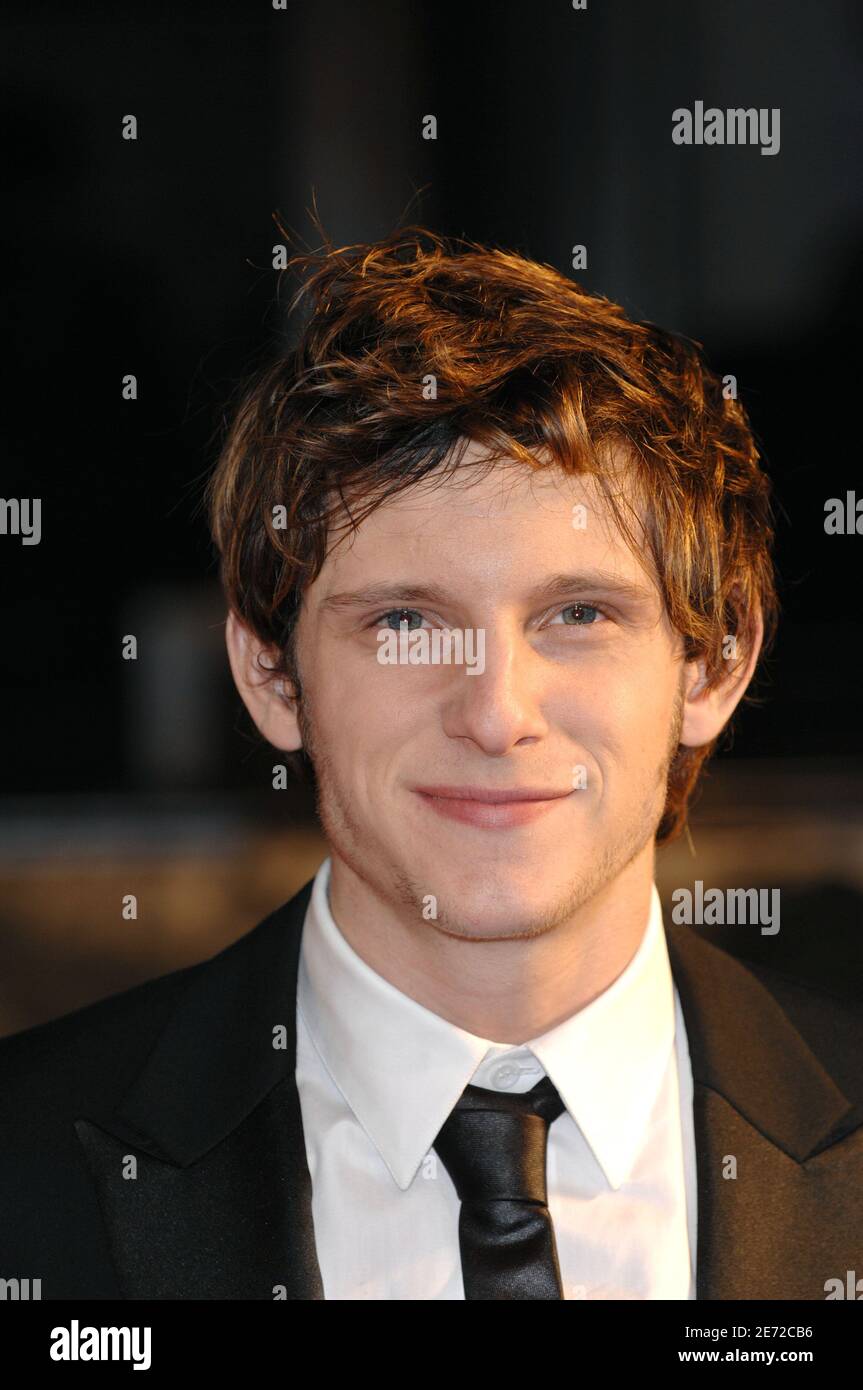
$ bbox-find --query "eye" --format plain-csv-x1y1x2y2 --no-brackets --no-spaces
373,607,429,632
548,602,605,626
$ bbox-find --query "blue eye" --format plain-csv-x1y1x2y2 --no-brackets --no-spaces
377,608,426,632
555,603,603,625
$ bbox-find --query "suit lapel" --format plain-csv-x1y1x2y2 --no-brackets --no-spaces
665,921,862,1299
75,879,324,1299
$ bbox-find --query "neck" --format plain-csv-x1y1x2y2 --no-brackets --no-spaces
326,843,657,1043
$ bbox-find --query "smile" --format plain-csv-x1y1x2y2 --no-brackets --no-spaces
413,785,574,829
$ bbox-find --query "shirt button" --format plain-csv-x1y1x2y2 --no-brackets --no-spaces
489,1061,523,1089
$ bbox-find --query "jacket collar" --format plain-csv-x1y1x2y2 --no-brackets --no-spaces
664,920,854,1161
95,881,316,1166
664,920,860,1300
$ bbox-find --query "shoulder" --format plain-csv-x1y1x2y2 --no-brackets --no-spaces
732,954,863,1106
0,882,312,1131
0,958,203,1129
669,908,863,1109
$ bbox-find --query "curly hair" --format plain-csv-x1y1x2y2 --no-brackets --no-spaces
206,225,778,846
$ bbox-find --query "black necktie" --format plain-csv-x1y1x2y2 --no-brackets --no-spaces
433,1073,566,1300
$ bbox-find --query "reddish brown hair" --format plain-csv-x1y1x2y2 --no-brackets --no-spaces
206,226,777,845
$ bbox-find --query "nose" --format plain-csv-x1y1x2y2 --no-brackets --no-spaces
440,624,549,754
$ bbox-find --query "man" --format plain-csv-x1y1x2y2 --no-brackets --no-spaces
2,229,861,1300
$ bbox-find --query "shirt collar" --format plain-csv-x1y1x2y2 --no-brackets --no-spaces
298,858,676,1192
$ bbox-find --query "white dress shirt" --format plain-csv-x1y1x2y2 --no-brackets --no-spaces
296,857,698,1299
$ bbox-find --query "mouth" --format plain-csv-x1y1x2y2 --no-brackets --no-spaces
412,784,574,829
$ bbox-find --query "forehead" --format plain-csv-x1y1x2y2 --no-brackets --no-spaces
312,439,657,599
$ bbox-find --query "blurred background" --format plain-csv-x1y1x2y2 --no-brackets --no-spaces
2,0,861,1036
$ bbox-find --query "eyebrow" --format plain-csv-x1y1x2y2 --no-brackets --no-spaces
319,570,655,613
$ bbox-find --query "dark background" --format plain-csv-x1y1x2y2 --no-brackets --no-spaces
1,0,861,1031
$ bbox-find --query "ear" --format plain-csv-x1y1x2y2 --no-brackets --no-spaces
679,605,764,748
224,610,303,752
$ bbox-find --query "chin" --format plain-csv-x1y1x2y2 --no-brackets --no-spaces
425,874,577,941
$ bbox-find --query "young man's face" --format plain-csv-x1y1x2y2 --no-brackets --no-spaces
261,441,706,939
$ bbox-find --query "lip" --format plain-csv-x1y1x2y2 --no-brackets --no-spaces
413,784,574,829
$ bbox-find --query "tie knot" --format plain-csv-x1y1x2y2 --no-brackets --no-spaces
453,1073,565,1125
433,1074,565,1204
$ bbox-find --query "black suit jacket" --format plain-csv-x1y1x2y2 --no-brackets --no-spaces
1,876,862,1300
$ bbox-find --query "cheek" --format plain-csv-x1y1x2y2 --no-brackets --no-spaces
560,665,675,763
309,670,406,782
